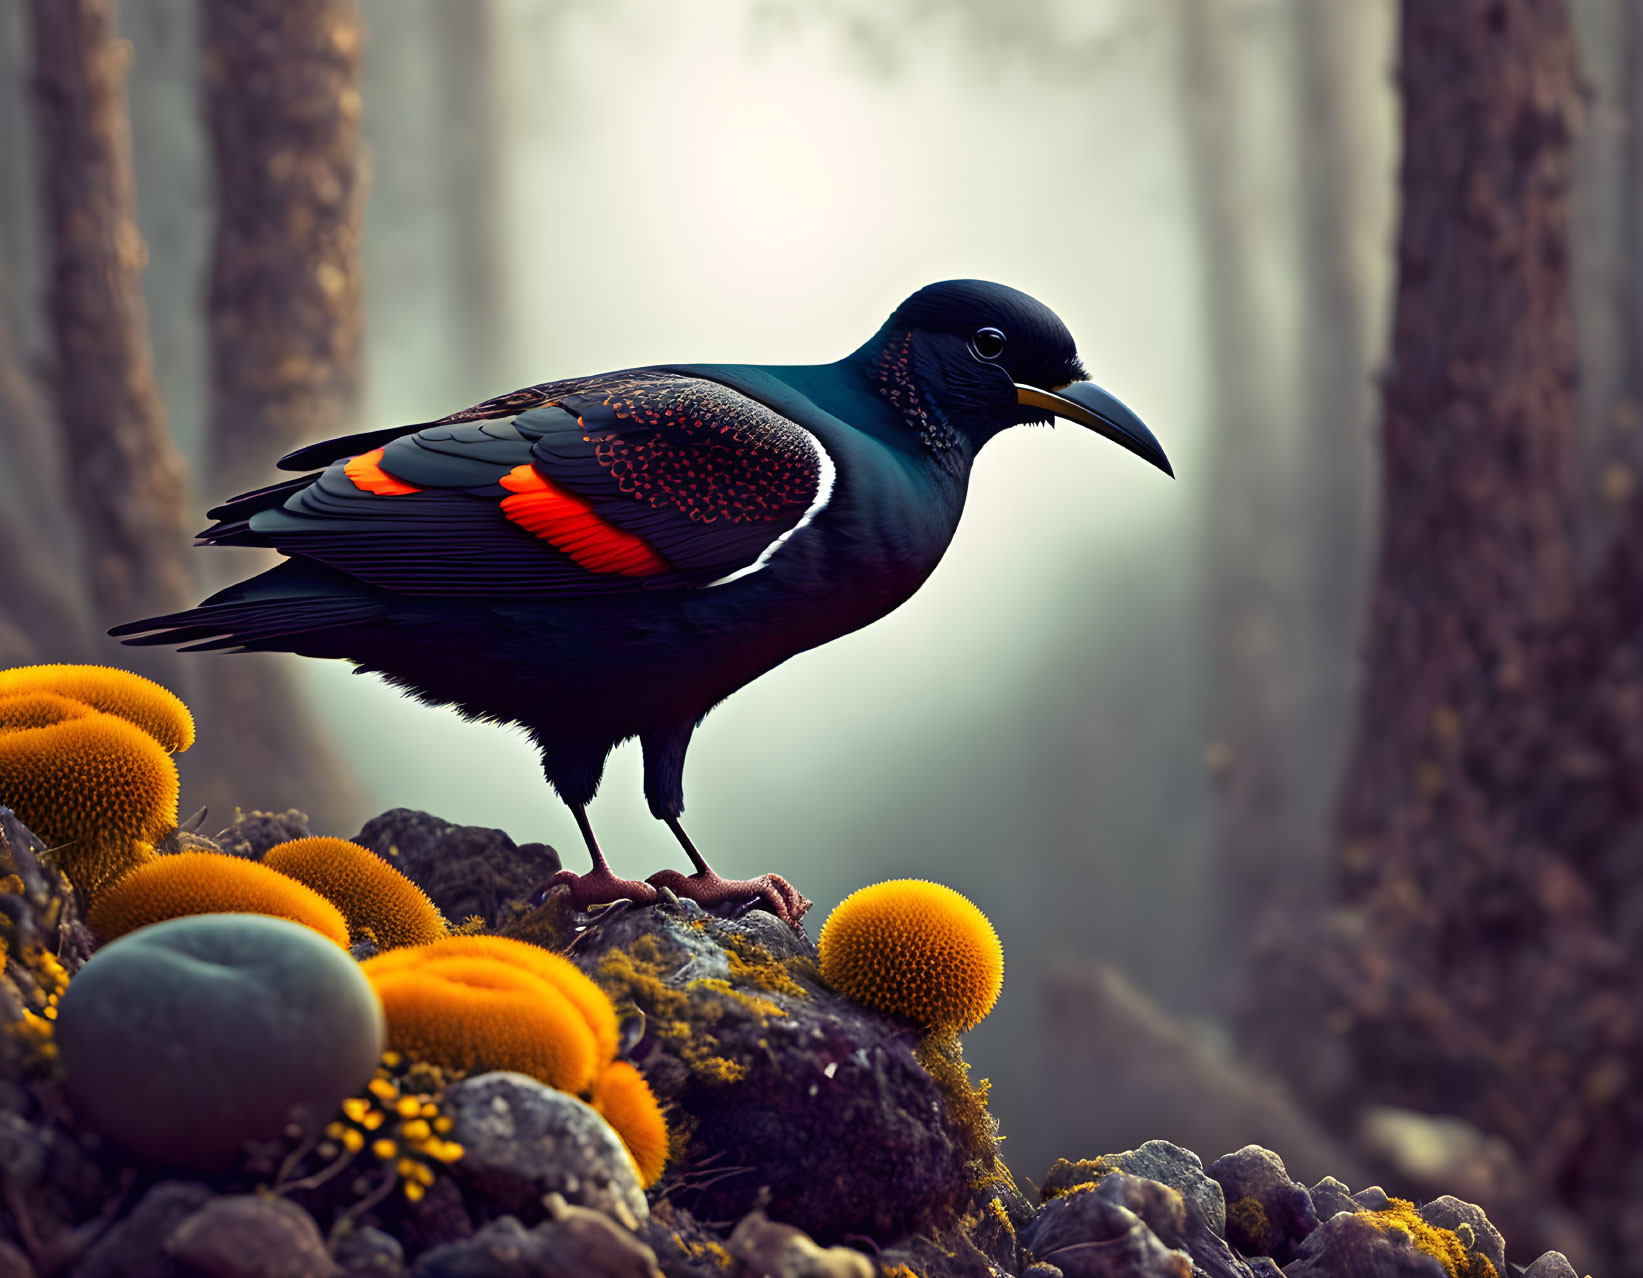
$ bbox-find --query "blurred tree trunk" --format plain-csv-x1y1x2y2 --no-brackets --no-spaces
201,0,367,500
0,273,90,666
1286,0,1377,885
24,0,194,685
1336,0,1581,899
193,0,367,830
432,0,504,392
1249,2,1643,1267
1177,0,1296,967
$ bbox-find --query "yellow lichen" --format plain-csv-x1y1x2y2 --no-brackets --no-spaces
1038,1158,1114,1202
0,664,194,753
88,851,351,947
0,712,177,901
1226,1196,1273,1256
1364,1200,1498,1278
262,836,446,951
591,1058,669,1187
720,929,809,999
819,879,1003,1035
692,1055,746,1085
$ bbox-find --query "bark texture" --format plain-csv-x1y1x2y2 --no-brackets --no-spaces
0,283,90,666
201,0,366,501
1249,3,1643,1270
25,0,193,635
192,0,367,830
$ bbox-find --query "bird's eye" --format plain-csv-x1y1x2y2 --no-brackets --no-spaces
970,327,1007,361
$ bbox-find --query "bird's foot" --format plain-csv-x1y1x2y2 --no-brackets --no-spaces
646,868,811,928
545,867,659,913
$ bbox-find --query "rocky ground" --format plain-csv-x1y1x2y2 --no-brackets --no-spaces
0,807,1595,1277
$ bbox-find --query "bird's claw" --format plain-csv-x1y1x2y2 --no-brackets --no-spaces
645,868,811,928
546,867,659,913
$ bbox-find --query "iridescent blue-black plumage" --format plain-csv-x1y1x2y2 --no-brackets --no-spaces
114,280,1170,924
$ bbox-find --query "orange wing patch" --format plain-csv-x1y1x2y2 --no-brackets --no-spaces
499,465,669,577
346,448,422,496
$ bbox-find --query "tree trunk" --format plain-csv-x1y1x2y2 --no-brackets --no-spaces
1177,0,1296,969
201,0,367,501
24,0,194,653
1337,0,1581,892
1249,3,1643,1268
0,272,91,666
192,0,368,831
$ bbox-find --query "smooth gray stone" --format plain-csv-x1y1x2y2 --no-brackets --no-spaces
56,913,383,1170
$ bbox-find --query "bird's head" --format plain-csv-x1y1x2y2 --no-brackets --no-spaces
862,279,1171,477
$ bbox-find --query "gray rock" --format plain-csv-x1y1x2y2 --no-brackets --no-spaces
1352,1185,1393,1212
74,1181,216,1278
333,1226,406,1277
1084,1141,1254,1276
1284,1211,1452,1278
55,914,384,1170
1307,1177,1358,1222
212,810,313,860
1020,1188,1194,1278
1024,1173,1187,1256
1206,1144,1319,1263
410,1207,661,1278
1243,1262,1283,1277
1414,1197,1505,1276
534,1196,664,1277
725,1210,874,1278
352,810,559,927
1522,1254,1579,1278
166,1195,339,1278
410,1218,542,1278
1102,1141,1226,1239
443,1072,647,1229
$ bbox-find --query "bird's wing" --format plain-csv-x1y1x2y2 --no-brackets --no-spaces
199,370,834,597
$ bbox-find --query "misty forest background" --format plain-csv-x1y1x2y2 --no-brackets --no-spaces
3,0,1643,1273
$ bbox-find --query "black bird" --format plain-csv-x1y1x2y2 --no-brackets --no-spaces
116,280,1171,924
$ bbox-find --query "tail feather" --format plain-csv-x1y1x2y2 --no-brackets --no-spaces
110,559,387,655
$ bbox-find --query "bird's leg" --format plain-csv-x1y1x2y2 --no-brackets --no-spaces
544,803,658,912
646,816,811,927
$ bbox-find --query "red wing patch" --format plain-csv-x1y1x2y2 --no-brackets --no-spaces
345,448,422,495
499,465,670,577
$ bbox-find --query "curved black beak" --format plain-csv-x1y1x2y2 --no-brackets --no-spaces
1016,381,1173,478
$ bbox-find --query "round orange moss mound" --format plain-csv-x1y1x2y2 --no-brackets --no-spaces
0,664,194,753
262,836,446,951
0,712,179,900
818,879,1004,1035
89,851,351,948
591,1059,669,1187
364,934,618,1065
0,692,96,734
363,952,601,1094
